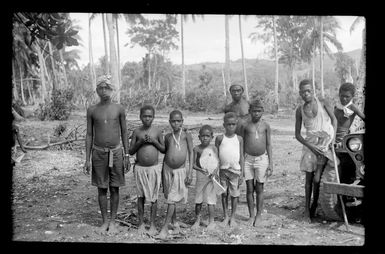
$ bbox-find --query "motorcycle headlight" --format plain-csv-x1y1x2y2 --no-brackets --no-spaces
348,137,362,152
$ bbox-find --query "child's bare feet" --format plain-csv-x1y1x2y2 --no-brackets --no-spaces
247,217,254,226
207,222,216,231
172,222,181,234
253,214,262,227
95,222,109,235
107,221,120,235
221,216,229,227
157,228,168,239
191,220,200,231
229,218,237,228
148,225,158,236
137,223,146,235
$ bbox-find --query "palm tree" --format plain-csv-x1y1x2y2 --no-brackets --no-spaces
106,13,120,102
88,13,96,91
225,15,231,96
272,15,279,110
349,16,365,132
239,15,249,101
180,14,204,102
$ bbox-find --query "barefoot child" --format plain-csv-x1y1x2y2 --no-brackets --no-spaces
157,110,193,238
334,82,365,184
128,105,165,236
191,125,219,231
84,75,130,235
242,100,273,226
215,112,244,228
295,79,337,222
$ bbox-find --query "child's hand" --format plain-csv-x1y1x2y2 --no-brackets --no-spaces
265,164,273,178
83,161,91,175
144,134,153,144
124,156,131,174
185,176,192,186
238,175,244,186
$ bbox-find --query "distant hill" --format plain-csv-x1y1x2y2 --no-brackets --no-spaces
185,49,362,73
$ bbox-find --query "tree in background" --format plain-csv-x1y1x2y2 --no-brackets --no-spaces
334,52,356,83
239,15,249,101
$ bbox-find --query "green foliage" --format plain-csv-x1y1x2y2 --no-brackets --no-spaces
36,88,74,120
334,52,356,83
185,89,226,113
13,13,79,50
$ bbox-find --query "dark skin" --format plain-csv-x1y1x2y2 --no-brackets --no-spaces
83,83,130,235
191,130,218,231
215,117,244,228
157,113,193,239
295,83,337,222
12,123,27,165
224,85,250,135
128,108,165,236
241,106,273,226
334,90,365,137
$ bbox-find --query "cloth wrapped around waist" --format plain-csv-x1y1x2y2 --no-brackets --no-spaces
93,144,122,168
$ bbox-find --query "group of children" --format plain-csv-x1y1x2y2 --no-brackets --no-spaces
83,75,364,238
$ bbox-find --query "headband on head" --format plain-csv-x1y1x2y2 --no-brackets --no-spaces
96,75,114,90
229,84,244,92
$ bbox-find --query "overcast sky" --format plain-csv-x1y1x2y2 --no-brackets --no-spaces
69,13,365,68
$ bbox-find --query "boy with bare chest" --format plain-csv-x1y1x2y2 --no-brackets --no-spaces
242,100,273,226
157,110,193,239
128,105,165,236
83,75,130,235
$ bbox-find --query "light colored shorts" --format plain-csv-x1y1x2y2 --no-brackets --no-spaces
134,164,162,203
195,171,217,205
219,168,240,197
244,153,269,183
162,163,188,204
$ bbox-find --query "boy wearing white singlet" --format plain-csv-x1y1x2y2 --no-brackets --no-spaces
215,112,244,228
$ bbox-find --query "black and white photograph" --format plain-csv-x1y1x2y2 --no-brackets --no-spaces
10,13,367,246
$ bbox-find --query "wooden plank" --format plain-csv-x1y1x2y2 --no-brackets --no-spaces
323,182,364,198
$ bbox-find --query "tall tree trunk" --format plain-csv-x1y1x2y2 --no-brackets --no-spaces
181,16,186,101
27,80,35,105
225,15,231,95
351,27,366,132
102,13,109,74
106,13,120,103
148,52,151,90
48,42,58,91
12,61,19,101
35,44,46,103
116,16,122,92
272,15,279,109
312,50,316,96
221,64,226,97
239,15,249,101
89,13,96,91
59,49,69,88
320,16,324,98
19,64,26,105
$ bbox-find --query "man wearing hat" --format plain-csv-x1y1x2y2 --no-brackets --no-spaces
224,83,250,135
84,75,130,235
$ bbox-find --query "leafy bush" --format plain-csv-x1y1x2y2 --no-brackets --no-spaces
185,89,226,113
36,88,74,120
53,123,67,137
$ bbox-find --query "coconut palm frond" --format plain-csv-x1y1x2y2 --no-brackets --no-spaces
350,17,364,34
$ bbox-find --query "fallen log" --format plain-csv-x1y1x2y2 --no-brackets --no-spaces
24,138,85,150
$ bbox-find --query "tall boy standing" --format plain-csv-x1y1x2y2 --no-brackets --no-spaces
157,110,193,239
84,75,130,235
242,100,273,226
128,105,165,236
295,79,337,222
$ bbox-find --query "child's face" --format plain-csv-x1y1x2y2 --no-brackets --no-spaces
230,86,243,101
169,113,183,132
223,117,237,135
250,106,264,122
299,84,313,103
339,90,354,106
96,83,113,100
140,109,154,127
198,129,213,146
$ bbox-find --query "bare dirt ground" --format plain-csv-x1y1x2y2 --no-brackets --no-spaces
11,109,365,245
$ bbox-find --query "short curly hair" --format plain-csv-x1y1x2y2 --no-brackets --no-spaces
339,82,356,96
